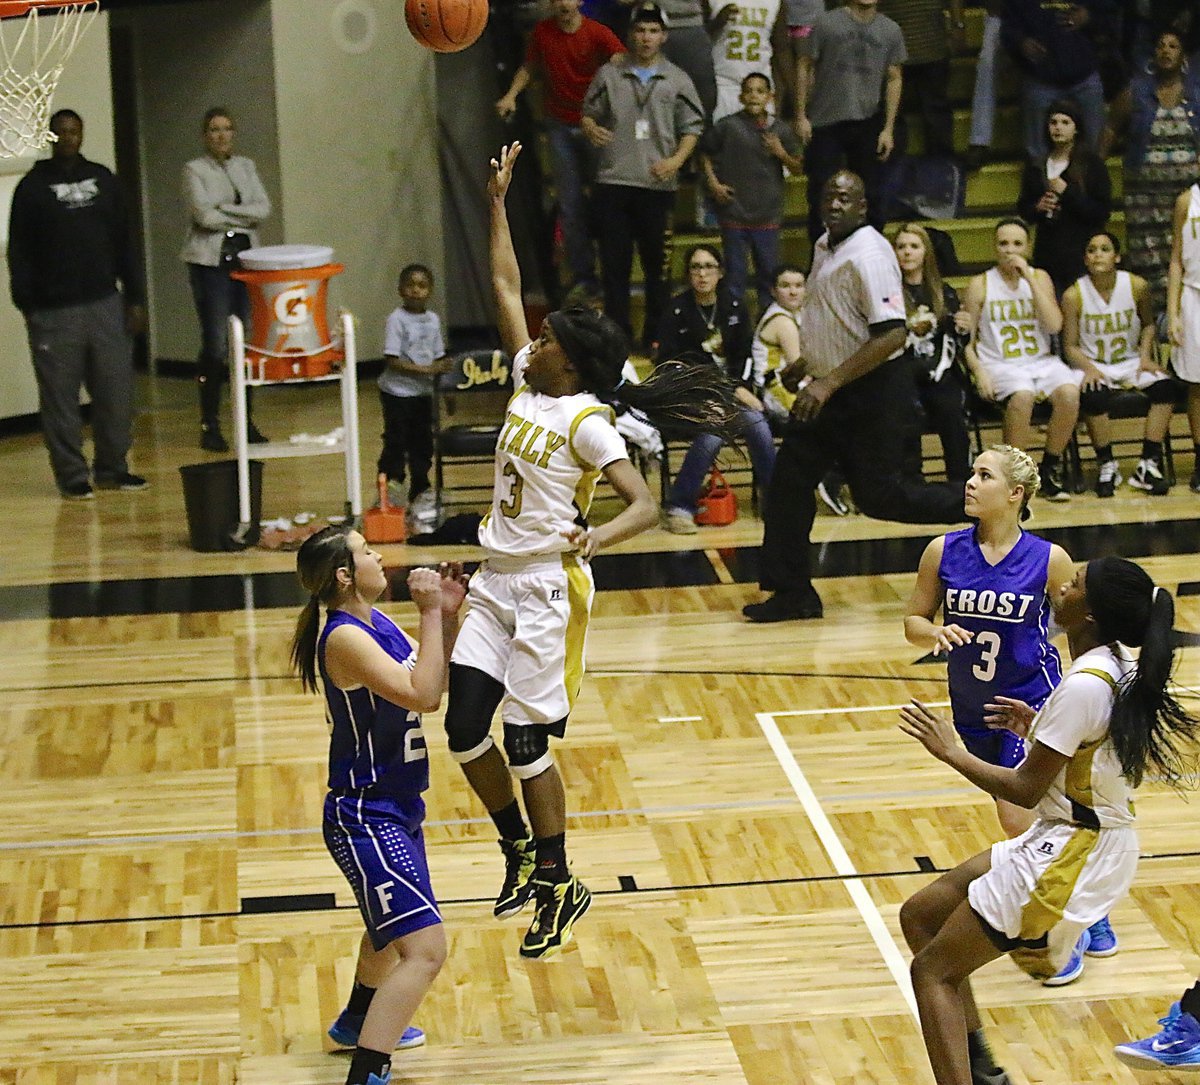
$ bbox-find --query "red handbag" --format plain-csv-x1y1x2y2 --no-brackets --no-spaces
694,468,737,526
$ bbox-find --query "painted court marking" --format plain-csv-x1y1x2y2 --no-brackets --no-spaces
756,708,920,1020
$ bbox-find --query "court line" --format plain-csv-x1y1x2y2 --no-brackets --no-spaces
756,709,919,1020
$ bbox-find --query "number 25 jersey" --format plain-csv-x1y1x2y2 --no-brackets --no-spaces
939,527,1062,730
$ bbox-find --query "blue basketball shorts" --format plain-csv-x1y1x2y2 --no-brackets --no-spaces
323,791,442,950
957,724,1026,768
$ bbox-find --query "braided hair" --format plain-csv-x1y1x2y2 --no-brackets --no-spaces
1085,556,1198,789
289,526,357,693
546,306,745,444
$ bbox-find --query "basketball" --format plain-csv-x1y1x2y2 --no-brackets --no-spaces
404,0,488,53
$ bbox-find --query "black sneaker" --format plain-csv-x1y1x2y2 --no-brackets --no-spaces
59,481,94,501
247,421,269,444
201,424,229,453
817,473,850,516
1095,459,1121,498
494,837,536,919
96,473,149,492
1039,464,1070,502
743,588,824,623
1190,468,1200,494
519,873,592,959
1129,458,1170,496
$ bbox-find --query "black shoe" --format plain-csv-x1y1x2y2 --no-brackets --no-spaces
59,481,94,501
971,1062,1013,1085
247,421,269,444
519,873,592,959
1039,463,1070,502
201,423,228,453
494,837,536,919
95,472,149,492
817,474,850,516
743,588,824,623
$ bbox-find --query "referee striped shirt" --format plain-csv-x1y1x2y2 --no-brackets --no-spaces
801,224,906,378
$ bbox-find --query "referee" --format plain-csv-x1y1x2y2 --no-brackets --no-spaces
744,170,964,623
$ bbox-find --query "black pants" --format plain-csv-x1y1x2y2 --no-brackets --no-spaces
593,183,674,346
758,360,965,592
378,391,433,498
916,369,973,487
898,60,954,159
805,114,888,243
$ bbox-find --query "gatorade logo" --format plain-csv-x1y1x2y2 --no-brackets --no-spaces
273,286,311,326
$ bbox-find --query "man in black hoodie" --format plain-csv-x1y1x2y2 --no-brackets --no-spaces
8,109,147,499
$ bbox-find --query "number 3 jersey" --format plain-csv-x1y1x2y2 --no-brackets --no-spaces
478,344,629,559
939,527,1062,730
319,608,428,807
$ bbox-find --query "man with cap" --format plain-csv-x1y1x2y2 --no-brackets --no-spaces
582,2,705,349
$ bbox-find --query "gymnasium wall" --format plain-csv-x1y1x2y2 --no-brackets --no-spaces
0,0,443,422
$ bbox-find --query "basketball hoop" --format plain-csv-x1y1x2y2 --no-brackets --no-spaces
0,0,98,157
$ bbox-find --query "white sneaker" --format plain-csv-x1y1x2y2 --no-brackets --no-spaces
410,489,437,515
662,507,698,535
1129,458,1170,495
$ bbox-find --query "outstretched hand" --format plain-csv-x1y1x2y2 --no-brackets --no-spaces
488,142,523,199
932,623,974,655
983,695,1036,737
899,698,960,762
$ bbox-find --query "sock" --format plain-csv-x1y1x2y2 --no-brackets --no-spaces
967,1028,999,1072
1041,452,1061,472
1142,439,1163,462
346,980,375,1016
347,1047,390,1085
491,800,529,843
1094,444,1113,464
1181,980,1200,1020
534,832,568,882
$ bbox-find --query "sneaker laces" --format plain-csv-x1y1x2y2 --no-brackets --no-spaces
1141,458,1164,479
1098,461,1119,482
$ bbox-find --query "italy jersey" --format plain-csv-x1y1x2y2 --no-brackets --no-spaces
319,608,428,809
975,267,1054,368
477,344,629,559
939,527,1062,731
1076,270,1140,366
1029,645,1134,829
751,301,800,416
710,0,781,120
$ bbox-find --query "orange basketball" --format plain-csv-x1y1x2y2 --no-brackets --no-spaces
405,0,488,52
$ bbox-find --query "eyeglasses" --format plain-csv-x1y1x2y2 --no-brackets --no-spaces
689,262,721,271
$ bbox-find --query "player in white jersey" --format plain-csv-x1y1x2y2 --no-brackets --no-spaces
750,263,805,425
708,0,786,121
445,142,744,960
1168,182,1200,492
899,556,1197,1085
962,218,1081,501
1062,231,1179,497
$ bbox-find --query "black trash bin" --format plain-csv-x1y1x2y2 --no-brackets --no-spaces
179,460,263,551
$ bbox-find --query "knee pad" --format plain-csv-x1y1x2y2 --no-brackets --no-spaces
502,723,554,780
1080,385,1112,415
445,709,494,764
444,664,504,764
1146,378,1180,404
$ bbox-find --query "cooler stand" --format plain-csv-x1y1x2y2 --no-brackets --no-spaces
228,310,362,546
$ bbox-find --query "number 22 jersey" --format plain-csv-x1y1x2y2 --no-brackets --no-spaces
939,527,1062,731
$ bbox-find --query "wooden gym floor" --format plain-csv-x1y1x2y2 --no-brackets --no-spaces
1,376,1198,1084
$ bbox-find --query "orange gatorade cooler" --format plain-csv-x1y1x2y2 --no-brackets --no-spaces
232,244,345,380
694,468,737,526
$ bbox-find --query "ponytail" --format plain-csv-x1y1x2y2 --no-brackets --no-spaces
1086,558,1199,789
289,526,356,694
290,595,323,694
617,358,746,444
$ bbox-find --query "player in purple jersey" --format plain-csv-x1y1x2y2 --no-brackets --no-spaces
290,527,467,1085
905,445,1073,839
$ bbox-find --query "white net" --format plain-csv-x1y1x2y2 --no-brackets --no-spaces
0,1,98,157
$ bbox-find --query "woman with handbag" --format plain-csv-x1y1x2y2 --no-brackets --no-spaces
656,243,775,534
181,106,272,452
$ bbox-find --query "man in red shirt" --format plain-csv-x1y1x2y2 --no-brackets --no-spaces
496,0,624,289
